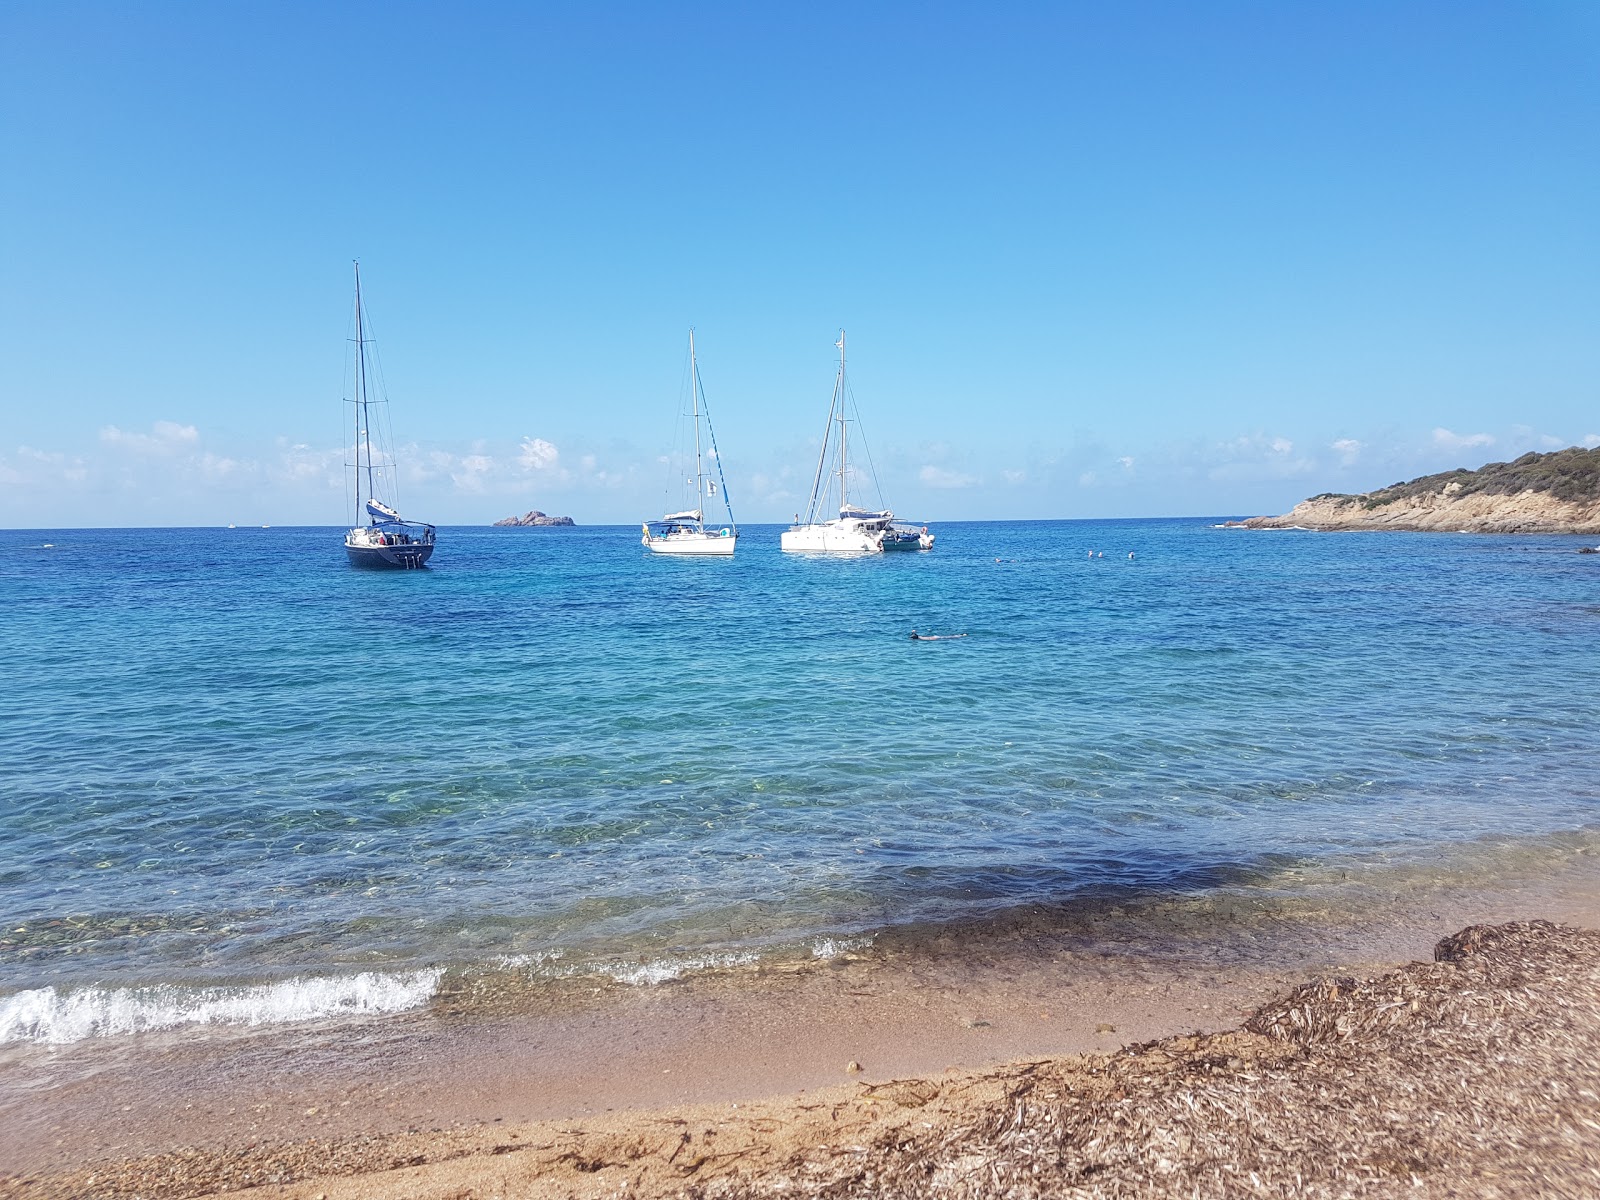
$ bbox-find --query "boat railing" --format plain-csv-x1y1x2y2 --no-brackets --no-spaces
358,523,435,547
648,521,735,537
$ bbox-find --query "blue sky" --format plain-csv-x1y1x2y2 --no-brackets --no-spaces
3,1,1597,527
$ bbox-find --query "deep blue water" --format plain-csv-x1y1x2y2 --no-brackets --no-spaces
3,520,1598,1040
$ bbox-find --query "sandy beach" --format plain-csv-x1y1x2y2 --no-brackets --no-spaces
4,844,1598,1199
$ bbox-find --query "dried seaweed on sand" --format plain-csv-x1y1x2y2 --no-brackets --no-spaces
10,921,1600,1200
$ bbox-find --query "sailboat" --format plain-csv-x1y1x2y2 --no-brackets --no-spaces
641,329,738,556
342,262,436,570
780,331,933,554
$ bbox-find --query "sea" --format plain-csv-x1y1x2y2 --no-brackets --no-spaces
2,520,1598,1047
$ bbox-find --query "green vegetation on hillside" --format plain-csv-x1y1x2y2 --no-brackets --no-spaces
1313,447,1600,509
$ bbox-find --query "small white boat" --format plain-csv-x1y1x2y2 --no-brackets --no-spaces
882,522,935,551
340,262,436,570
642,330,738,557
781,331,930,554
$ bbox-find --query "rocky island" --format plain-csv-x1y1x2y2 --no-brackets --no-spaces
1244,446,1600,534
492,510,575,527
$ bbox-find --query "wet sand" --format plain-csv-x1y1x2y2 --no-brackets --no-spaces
3,846,1599,1197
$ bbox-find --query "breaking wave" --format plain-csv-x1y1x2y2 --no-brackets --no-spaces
0,968,445,1045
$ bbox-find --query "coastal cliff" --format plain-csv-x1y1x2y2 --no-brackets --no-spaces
1244,447,1600,534
493,510,575,527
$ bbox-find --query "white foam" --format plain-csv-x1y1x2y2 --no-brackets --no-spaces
809,936,870,959
493,949,566,971
0,968,444,1046
598,950,761,987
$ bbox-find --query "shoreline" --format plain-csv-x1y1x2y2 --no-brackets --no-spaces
9,921,1600,1200
5,843,1598,1196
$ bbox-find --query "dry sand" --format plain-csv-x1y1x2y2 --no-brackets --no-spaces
4,857,1599,1199
7,919,1600,1199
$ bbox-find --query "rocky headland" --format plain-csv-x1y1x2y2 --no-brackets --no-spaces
1244,446,1600,534
492,510,575,527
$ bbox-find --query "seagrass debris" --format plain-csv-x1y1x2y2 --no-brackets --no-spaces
7,921,1599,1200
697,920,1600,1198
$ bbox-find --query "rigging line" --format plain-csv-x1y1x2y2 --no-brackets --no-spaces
659,342,696,515
697,377,737,529
844,374,888,514
804,369,843,525
354,262,377,519
361,292,404,513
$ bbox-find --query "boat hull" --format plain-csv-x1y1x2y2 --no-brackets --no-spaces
345,542,434,570
645,533,737,556
882,529,935,551
780,523,884,554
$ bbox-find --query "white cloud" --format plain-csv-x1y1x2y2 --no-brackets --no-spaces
100,420,200,455
1118,456,1134,470
1206,433,1316,483
918,464,978,489
1583,433,1600,449
452,454,494,492
517,437,560,471
198,452,242,480
3,445,88,487
1432,427,1494,452
281,443,343,485
1002,468,1027,484
1331,438,1362,465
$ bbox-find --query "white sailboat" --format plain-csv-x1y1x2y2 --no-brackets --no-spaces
342,262,436,570
781,330,933,554
641,329,738,557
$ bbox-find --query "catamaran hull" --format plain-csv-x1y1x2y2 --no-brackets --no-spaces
780,525,884,554
345,543,434,570
645,534,737,556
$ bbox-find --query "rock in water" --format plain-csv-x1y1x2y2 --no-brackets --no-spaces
492,511,575,527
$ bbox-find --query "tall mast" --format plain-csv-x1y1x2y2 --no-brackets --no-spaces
836,330,848,512
690,328,704,531
353,261,376,519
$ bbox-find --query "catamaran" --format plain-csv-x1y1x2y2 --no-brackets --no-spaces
781,330,933,554
342,262,436,570
641,329,738,556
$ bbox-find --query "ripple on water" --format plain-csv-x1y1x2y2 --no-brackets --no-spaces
2,522,1599,1019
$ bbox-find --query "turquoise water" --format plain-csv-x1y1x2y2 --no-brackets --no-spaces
2,520,1598,1041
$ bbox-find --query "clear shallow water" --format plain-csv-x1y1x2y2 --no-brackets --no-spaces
2,520,1598,1042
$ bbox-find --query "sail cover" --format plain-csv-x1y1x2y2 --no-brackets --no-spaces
366,499,404,525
